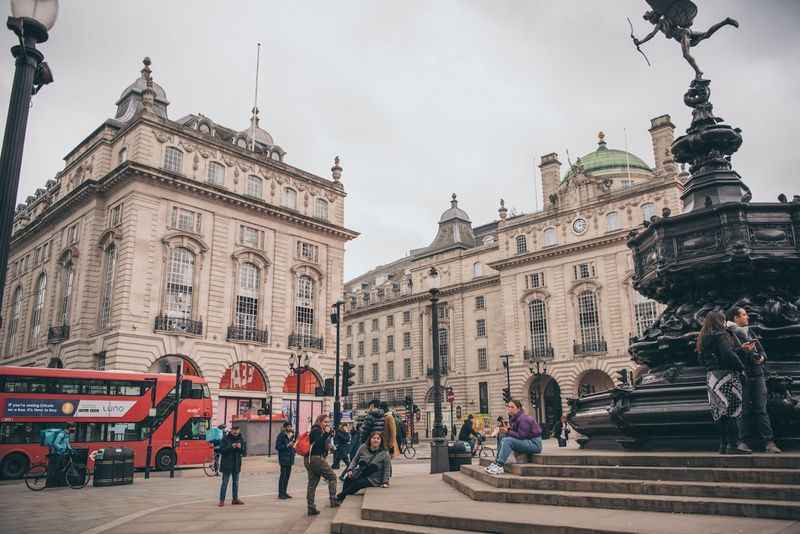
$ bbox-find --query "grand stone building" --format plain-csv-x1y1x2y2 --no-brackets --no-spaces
343,117,683,437
1,59,357,431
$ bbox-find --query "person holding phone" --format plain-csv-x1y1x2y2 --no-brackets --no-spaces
276,422,296,499
218,425,246,506
305,414,338,516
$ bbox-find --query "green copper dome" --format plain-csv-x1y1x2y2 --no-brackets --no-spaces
563,132,651,182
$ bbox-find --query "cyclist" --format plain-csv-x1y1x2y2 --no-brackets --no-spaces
42,424,75,486
206,424,226,475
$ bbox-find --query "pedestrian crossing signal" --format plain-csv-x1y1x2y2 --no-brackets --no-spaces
502,387,511,403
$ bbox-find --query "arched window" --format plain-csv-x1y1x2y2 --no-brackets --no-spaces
118,147,128,165
473,262,481,277
166,247,195,320
283,188,297,210
633,292,659,338
528,299,550,359
543,227,557,246
247,175,263,199
60,260,74,326
164,147,183,173
236,263,261,333
29,274,47,344
99,244,117,329
577,290,603,352
6,286,23,355
315,198,328,220
295,275,315,344
607,212,620,232
207,162,225,186
198,123,211,134
515,235,528,255
438,328,449,370
641,203,656,222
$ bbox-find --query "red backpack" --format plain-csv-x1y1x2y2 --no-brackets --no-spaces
295,432,311,456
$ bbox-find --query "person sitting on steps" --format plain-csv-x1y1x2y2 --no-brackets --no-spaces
485,400,542,475
335,431,391,503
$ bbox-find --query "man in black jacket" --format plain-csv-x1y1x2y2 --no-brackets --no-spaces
276,422,295,499
360,400,385,444
727,307,782,453
218,425,246,507
305,414,338,516
332,422,351,469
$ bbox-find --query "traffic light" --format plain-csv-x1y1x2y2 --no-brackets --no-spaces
502,387,511,403
342,361,356,397
404,395,413,413
615,369,631,386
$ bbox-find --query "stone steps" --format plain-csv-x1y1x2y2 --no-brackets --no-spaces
445,471,800,520
518,453,800,469
331,495,472,534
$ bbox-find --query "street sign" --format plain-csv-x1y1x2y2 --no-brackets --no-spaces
446,388,455,403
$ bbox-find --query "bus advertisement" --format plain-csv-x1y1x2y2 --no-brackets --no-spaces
0,366,214,478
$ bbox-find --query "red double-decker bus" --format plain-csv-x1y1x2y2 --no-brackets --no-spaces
0,366,213,478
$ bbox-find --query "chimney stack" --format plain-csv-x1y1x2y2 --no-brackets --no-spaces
649,114,675,172
539,153,561,208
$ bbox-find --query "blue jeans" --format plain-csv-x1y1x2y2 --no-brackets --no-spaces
496,437,542,465
219,471,239,501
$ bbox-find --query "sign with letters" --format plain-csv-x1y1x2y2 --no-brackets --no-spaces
3,398,136,418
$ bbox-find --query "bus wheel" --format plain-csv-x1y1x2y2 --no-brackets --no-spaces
155,448,176,471
1,453,30,479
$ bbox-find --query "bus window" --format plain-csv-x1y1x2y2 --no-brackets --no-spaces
108,381,145,396
3,378,30,393
0,423,39,444
54,378,81,394
201,384,211,398
82,380,108,395
180,380,193,399
190,382,203,400
76,422,106,443
178,418,209,440
107,423,145,441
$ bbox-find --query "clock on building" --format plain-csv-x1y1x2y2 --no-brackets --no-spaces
572,217,588,235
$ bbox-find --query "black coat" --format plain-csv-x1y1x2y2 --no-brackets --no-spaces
700,331,745,373
309,424,333,457
729,324,767,377
334,428,351,448
360,408,386,443
458,420,475,442
219,433,246,473
276,431,295,466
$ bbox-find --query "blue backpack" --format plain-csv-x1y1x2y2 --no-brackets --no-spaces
40,428,62,448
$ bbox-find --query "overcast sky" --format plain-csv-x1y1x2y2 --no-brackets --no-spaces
1,1,798,280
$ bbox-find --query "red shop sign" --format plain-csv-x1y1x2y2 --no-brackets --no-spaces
219,362,267,392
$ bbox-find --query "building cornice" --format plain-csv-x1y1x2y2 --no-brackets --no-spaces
343,274,500,320
488,231,630,271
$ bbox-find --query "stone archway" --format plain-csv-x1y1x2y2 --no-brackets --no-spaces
576,369,614,398
148,354,203,376
527,374,562,439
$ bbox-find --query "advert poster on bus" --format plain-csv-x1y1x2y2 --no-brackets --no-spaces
3,398,136,418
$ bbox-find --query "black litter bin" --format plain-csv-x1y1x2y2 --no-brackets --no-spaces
447,440,472,472
93,447,134,487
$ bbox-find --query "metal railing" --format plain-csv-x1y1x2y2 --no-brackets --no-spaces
47,325,70,344
154,314,203,335
227,325,269,344
524,346,555,361
573,339,608,354
288,333,324,350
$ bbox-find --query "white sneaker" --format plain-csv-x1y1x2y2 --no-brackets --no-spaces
484,462,498,473
486,463,505,475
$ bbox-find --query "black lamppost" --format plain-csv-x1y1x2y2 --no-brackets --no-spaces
529,357,548,428
427,266,449,474
500,352,512,399
330,300,343,428
0,0,57,313
288,352,310,434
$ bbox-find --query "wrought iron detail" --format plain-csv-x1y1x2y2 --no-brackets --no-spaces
154,314,203,335
288,333,323,350
573,339,608,355
227,325,269,344
47,325,70,344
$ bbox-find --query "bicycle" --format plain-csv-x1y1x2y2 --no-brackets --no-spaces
25,451,91,491
203,451,220,477
472,435,495,459
399,439,416,459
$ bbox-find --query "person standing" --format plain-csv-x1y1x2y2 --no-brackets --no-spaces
218,425,246,506
332,422,351,469
360,400,385,444
552,415,572,447
349,423,362,460
727,307,782,453
381,402,399,459
305,414,338,516
697,311,751,455
484,400,542,475
335,432,391,503
458,414,479,453
276,422,295,499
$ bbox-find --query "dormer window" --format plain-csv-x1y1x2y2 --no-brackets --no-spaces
199,123,211,134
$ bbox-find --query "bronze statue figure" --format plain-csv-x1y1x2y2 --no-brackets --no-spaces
630,0,738,79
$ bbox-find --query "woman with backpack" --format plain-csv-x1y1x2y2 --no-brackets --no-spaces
335,431,391,503
302,414,338,516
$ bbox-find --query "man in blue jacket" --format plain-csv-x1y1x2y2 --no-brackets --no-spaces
275,422,295,499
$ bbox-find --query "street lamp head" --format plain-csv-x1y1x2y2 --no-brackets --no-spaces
426,266,440,292
9,0,58,42
301,352,310,368
288,353,297,370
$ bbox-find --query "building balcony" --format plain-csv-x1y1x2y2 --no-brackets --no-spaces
47,325,70,344
154,314,203,336
288,333,324,350
573,339,608,355
227,325,269,344
524,346,555,362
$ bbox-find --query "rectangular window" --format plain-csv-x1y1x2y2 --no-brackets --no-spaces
357,341,365,357
478,348,488,370
479,382,489,413
207,161,225,186
346,344,352,358
386,335,395,352
164,147,183,173
403,332,411,349
386,315,394,328
296,241,319,263
526,271,545,289
402,310,411,323
357,322,364,334
315,198,328,221
386,361,395,382
516,235,528,254
371,337,379,354
239,225,261,248
476,319,486,338
372,363,379,383
634,295,659,338
346,325,352,337
475,296,485,309
109,204,123,227
607,211,620,232
66,223,79,245
246,175,263,199
357,365,364,384
574,263,596,280
171,207,201,233
404,358,411,379
371,318,379,331
438,304,448,321
439,329,449,370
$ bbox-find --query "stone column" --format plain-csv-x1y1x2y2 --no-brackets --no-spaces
538,153,561,209
648,115,675,172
